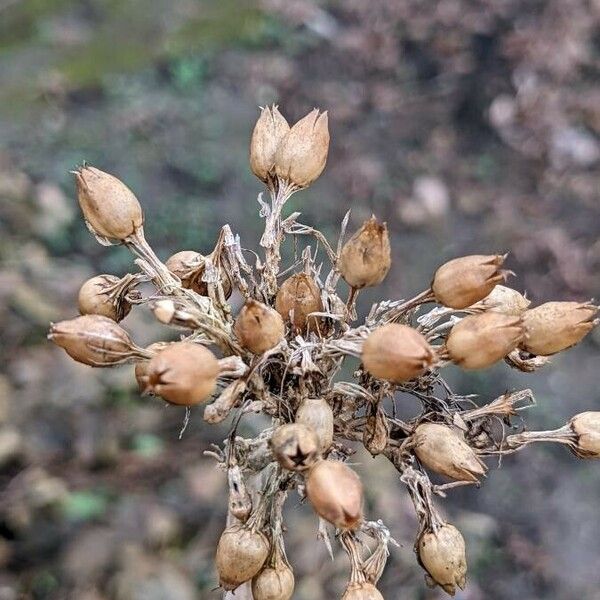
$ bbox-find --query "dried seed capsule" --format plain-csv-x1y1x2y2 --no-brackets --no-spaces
134,342,171,393
341,582,384,600
521,301,598,356
275,109,329,188
418,523,467,596
339,217,391,289
296,398,334,454
78,274,132,322
74,165,143,240
569,412,600,458
362,323,435,383
251,562,295,600
234,299,285,354
48,315,136,367
305,460,363,530
413,423,487,482
432,254,508,309
477,284,530,316
165,250,232,298
250,105,290,182
215,525,270,591
145,342,219,406
270,423,321,471
275,273,323,333
446,312,526,370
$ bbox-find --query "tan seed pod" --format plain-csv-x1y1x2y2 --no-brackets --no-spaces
305,460,363,530
569,412,600,459
275,108,330,188
296,398,334,454
215,525,270,591
165,250,232,298
418,523,467,596
251,562,295,600
363,404,390,456
74,165,143,240
362,323,435,383
341,582,385,600
234,299,285,354
477,284,530,315
413,423,487,482
270,423,321,471
275,273,323,333
521,301,598,356
339,217,391,289
134,342,171,393
48,315,136,367
145,342,219,406
446,312,526,370
432,254,508,309
250,105,290,182
78,274,132,322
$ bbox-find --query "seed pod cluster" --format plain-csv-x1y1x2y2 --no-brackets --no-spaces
569,412,600,459
295,398,334,454
270,423,321,471
275,273,323,333
234,299,285,354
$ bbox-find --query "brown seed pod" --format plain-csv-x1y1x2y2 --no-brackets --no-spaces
362,323,435,383
432,254,508,309
341,582,385,600
305,460,363,530
145,342,219,406
270,423,321,471
215,525,270,591
446,312,526,370
339,217,391,289
165,250,232,298
418,523,467,596
78,274,132,322
250,105,290,182
363,404,390,456
413,423,487,482
477,284,530,316
134,342,171,393
275,109,330,188
295,398,334,454
74,165,143,240
521,301,598,356
234,299,285,354
275,273,323,333
569,412,600,459
251,562,295,600
48,315,136,367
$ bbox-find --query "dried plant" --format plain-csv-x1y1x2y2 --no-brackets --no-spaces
48,105,600,599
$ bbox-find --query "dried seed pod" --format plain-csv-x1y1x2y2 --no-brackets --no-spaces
432,254,508,309
78,274,132,322
341,582,385,600
305,460,363,530
338,217,391,289
48,315,136,366
275,273,323,333
418,523,467,596
165,250,232,298
234,299,285,354
521,301,598,356
275,109,329,188
477,284,530,316
362,323,435,383
446,312,526,370
363,404,390,456
413,423,487,482
134,342,171,393
145,342,219,406
215,525,270,591
250,105,290,182
270,423,321,471
74,165,143,240
296,398,334,454
569,412,600,458
251,562,295,600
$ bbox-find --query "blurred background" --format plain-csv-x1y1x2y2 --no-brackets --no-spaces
1,1,599,599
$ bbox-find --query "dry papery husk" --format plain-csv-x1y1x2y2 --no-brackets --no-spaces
251,555,295,600
165,249,232,298
215,524,270,591
418,523,467,596
275,272,323,333
295,398,334,454
270,423,321,471
413,423,487,482
341,582,385,600
78,274,132,322
234,299,285,354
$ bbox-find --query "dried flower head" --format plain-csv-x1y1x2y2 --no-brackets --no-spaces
432,254,508,309
295,398,334,454
250,105,290,183
234,299,285,354
339,217,391,289
275,272,323,333
521,301,599,356
569,412,600,459
270,423,321,471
